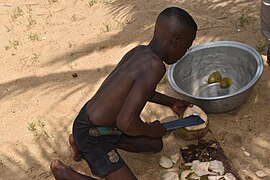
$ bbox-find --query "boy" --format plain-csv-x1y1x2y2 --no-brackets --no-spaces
50,7,197,180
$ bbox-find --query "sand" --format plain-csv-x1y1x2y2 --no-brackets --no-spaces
0,0,269,179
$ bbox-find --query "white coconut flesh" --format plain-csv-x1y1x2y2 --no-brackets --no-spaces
180,170,193,180
159,155,174,169
160,171,180,180
183,105,208,131
179,160,237,180
191,160,210,176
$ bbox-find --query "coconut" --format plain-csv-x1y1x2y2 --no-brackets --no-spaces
208,175,224,180
255,170,267,178
209,160,225,175
208,71,222,84
180,170,193,180
170,152,180,164
191,160,210,176
180,160,236,180
220,77,233,89
160,171,180,180
159,155,174,169
174,105,209,141
189,173,201,179
224,173,236,180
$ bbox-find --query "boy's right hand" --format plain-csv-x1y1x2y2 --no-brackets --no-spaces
148,120,166,138
171,99,193,116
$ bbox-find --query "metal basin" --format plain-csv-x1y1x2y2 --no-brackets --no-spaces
168,41,264,113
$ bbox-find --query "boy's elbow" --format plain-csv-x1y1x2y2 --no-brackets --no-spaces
116,116,134,135
116,117,129,132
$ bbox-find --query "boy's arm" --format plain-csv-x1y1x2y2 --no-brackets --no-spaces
149,91,192,116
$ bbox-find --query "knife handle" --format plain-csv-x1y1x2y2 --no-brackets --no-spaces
89,127,123,137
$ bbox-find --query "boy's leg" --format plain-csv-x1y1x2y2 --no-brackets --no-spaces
69,133,138,179
104,165,137,180
70,133,163,155
50,159,137,180
69,134,82,162
50,159,96,180
116,134,163,153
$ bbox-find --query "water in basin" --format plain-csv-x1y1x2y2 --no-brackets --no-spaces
194,83,239,97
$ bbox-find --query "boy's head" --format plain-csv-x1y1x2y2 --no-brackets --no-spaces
153,7,197,64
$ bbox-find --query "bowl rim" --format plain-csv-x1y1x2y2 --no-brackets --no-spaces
167,41,264,100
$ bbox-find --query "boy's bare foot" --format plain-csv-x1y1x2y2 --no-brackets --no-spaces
69,134,82,162
50,159,97,180
50,159,75,179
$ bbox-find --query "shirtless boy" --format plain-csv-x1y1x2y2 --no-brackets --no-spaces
50,7,197,180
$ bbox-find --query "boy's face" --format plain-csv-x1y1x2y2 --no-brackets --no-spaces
167,28,196,64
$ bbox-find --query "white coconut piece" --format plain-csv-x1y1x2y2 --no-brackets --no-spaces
183,105,208,131
210,143,218,148
191,160,210,176
208,175,224,180
181,146,189,150
224,173,236,180
170,153,180,164
161,171,179,180
180,170,193,180
189,173,200,179
255,170,267,178
185,163,192,166
209,160,225,175
209,172,220,176
159,155,174,169
243,151,250,156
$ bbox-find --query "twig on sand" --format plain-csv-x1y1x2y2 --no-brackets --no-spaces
199,25,231,31
1,0,78,15
54,0,78,13
36,0,79,16
0,3,39,7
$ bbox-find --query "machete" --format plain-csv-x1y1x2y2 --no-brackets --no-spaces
88,115,205,137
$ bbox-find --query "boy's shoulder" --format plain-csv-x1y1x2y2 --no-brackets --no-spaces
125,45,165,71
134,52,166,75
132,46,161,61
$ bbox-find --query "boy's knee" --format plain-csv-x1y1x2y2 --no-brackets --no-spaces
152,139,163,152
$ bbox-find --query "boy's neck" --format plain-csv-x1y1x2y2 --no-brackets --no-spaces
148,39,166,62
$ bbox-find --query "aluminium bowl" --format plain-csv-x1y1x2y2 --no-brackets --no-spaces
167,41,264,113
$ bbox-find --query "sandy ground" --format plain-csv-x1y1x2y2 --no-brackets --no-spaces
0,0,270,179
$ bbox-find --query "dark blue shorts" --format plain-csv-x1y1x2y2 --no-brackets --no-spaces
72,102,125,178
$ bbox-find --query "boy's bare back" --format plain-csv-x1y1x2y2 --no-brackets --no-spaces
87,45,166,138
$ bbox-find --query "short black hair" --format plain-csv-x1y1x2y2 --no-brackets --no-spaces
158,7,197,31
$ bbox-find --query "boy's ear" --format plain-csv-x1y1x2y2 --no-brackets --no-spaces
172,35,181,48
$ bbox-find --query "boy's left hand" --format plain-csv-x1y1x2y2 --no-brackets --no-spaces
171,99,193,116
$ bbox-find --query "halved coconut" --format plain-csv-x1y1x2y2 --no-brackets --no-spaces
174,105,209,141
180,170,193,180
191,160,210,176
170,152,180,164
159,155,174,169
160,171,180,180
209,160,225,175
224,173,236,180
